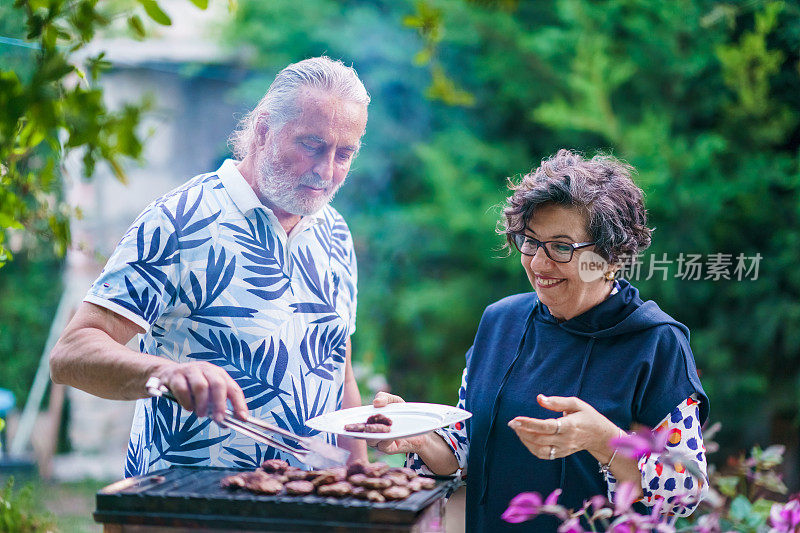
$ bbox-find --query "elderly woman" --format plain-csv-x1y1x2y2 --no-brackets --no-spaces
372,150,709,532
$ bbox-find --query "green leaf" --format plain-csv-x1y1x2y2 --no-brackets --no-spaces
757,444,785,469
188,0,209,9
128,15,146,39
729,494,752,520
751,498,778,521
413,48,431,66
0,214,24,230
0,245,10,269
715,475,740,498
138,0,172,26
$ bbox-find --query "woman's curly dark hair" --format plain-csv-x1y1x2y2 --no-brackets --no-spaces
500,149,652,265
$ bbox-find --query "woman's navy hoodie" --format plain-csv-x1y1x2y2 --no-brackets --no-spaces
464,280,708,532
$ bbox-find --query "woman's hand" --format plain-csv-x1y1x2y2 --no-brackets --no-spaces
368,392,428,455
369,391,460,476
508,394,619,462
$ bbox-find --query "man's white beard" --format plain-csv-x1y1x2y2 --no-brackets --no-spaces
255,146,341,216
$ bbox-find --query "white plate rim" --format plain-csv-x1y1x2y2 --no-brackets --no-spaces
305,402,472,440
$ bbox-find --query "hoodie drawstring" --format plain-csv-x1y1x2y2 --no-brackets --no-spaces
559,336,596,491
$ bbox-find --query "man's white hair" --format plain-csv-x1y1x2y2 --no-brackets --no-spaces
229,56,370,160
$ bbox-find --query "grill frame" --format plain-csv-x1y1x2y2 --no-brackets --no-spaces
94,466,461,531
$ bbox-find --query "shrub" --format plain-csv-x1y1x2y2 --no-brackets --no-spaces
502,423,799,532
0,478,55,533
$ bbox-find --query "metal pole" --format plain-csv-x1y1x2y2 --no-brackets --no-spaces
9,285,76,456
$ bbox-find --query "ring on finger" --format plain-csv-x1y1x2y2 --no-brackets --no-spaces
549,446,556,460
555,418,561,435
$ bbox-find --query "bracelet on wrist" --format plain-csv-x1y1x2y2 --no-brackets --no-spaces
599,428,624,475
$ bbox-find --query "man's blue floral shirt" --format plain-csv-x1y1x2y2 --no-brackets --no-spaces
84,160,357,477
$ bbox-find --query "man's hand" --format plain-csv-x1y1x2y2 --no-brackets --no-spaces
153,361,249,423
50,302,249,423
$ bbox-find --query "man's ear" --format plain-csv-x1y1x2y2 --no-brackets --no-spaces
255,114,269,146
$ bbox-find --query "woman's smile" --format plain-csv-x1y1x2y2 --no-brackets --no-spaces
534,275,565,288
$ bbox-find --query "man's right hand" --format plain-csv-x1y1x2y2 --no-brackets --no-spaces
153,361,249,423
50,302,250,424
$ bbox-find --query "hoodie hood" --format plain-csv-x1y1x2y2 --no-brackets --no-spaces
535,279,690,340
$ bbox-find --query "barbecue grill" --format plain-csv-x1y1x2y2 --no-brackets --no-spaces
94,466,462,532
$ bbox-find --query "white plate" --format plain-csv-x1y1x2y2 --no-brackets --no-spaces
305,403,472,440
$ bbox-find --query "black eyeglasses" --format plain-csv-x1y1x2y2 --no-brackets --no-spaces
511,233,595,263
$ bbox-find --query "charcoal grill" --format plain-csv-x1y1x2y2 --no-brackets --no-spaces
94,466,462,532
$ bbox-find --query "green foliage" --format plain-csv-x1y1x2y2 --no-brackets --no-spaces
0,0,144,266
0,0,212,269
227,0,800,464
0,478,55,533
225,0,800,436
675,442,793,532
0,243,62,406
506,433,793,531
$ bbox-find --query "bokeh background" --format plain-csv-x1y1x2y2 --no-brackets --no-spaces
1,0,799,530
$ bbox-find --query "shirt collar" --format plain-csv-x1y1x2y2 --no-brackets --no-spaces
218,159,263,214
216,159,325,226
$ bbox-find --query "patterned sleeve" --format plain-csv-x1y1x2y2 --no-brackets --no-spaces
606,394,708,515
405,366,469,474
84,203,181,332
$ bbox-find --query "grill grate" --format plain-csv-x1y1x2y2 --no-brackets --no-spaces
95,466,461,531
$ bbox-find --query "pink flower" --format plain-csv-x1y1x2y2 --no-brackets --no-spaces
588,494,607,514
545,488,563,506
557,517,584,533
614,481,639,515
694,513,722,533
502,489,563,523
770,498,800,532
502,492,543,523
610,513,650,533
611,428,669,460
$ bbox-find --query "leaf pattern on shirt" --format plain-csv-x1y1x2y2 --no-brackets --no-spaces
125,405,152,477
188,329,290,410
221,442,283,470
274,373,331,439
299,325,347,380
88,164,356,477
160,186,220,250
221,212,292,302
315,212,353,276
290,246,340,324
111,276,161,325
149,397,229,466
177,246,258,327
128,224,180,302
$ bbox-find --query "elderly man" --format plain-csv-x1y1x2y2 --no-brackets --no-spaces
50,57,369,476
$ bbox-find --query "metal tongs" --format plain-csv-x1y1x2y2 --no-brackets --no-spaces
145,377,349,469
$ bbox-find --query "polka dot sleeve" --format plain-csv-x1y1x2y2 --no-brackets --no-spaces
606,394,708,515
405,367,469,475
